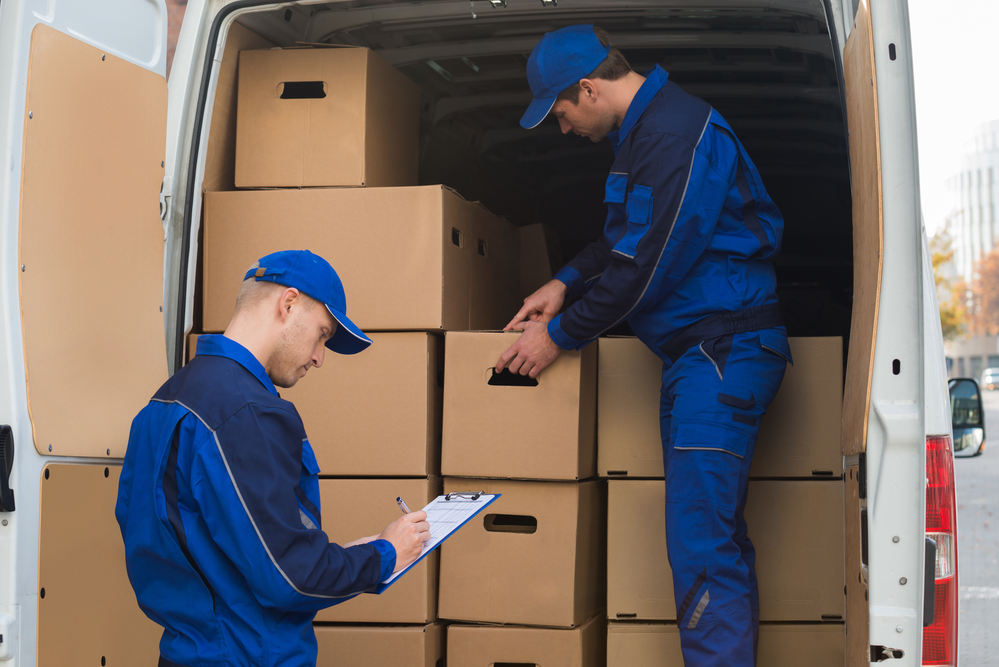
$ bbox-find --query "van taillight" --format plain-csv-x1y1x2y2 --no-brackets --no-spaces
923,435,958,666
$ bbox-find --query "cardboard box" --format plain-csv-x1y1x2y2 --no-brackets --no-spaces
597,336,843,478
442,331,596,480
314,477,441,623
448,614,605,667
235,47,419,188
202,187,520,332
284,332,442,476
606,622,844,666
190,332,441,476
607,480,844,621
439,478,605,627
315,623,443,667
519,223,562,298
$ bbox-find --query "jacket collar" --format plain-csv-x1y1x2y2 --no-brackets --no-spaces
607,65,669,150
196,334,279,397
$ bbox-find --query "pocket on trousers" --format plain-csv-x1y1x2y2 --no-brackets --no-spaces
668,420,748,511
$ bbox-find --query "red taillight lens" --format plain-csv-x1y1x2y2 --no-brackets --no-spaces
923,435,958,666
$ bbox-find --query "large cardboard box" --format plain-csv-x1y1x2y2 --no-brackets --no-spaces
597,336,843,478
448,614,605,667
607,480,844,621
189,332,442,476
202,187,520,332
606,622,844,666
439,478,605,627
315,623,444,667
284,332,442,476
314,477,441,623
519,223,562,298
235,47,419,188
442,331,597,480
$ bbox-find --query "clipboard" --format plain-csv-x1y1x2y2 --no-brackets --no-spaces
372,491,500,594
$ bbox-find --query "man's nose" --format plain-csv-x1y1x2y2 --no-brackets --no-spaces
558,117,573,134
313,343,325,369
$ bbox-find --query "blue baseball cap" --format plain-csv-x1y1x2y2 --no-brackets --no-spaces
520,25,611,130
244,250,372,355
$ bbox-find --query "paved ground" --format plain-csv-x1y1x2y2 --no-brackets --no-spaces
954,389,999,664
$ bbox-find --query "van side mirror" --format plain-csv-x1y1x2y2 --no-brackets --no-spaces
949,378,985,455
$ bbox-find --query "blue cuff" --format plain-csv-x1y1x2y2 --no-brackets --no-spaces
370,538,396,584
553,265,585,300
548,314,586,351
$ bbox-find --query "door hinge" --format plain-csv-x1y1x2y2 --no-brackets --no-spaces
160,175,173,222
870,645,904,662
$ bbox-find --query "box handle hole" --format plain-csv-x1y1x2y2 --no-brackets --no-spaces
478,239,488,256
278,81,327,99
484,514,537,534
452,227,463,248
487,368,538,387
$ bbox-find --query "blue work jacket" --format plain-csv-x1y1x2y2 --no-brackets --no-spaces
115,334,395,667
548,66,786,364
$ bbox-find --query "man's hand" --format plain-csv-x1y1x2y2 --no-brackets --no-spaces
495,319,562,379
377,511,431,573
504,279,568,330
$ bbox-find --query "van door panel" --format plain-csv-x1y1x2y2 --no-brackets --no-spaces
37,464,161,666
18,24,168,458
842,0,884,458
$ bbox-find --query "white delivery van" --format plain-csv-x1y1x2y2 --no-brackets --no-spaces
0,0,966,665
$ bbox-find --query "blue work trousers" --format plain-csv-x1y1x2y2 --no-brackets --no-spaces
660,329,788,666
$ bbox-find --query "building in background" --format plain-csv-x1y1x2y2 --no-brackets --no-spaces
943,120,999,379
947,120,999,285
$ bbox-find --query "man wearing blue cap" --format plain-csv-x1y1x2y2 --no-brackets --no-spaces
497,26,792,667
116,250,431,667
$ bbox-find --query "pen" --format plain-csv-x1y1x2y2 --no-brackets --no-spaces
396,496,412,515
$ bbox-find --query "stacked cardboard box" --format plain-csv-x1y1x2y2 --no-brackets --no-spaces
194,43,563,665
438,331,606,665
600,336,845,664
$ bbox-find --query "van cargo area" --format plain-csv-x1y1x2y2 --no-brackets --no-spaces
179,2,860,665
195,1,853,345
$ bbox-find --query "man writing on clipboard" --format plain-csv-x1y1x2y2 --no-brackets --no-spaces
116,250,431,667
497,26,791,667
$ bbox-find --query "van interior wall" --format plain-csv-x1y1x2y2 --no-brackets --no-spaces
223,2,853,344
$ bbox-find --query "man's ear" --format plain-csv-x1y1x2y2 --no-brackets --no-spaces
277,287,301,322
578,78,598,102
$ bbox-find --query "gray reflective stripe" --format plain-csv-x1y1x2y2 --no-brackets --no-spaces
687,589,710,629
699,341,723,381
155,398,351,600
612,249,636,259
674,446,743,459
299,509,317,531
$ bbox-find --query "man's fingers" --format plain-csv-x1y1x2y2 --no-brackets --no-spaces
496,345,517,372
507,353,525,375
505,304,534,330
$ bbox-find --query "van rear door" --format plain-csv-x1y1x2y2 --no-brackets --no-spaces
0,1,169,664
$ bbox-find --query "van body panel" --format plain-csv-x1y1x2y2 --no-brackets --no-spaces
0,1,168,663
864,0,932,660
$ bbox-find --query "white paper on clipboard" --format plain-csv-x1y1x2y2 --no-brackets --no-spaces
372,492,500,594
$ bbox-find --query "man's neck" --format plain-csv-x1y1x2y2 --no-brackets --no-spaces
610,71,649,129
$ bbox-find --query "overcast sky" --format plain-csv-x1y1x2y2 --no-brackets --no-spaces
908,0,999,235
